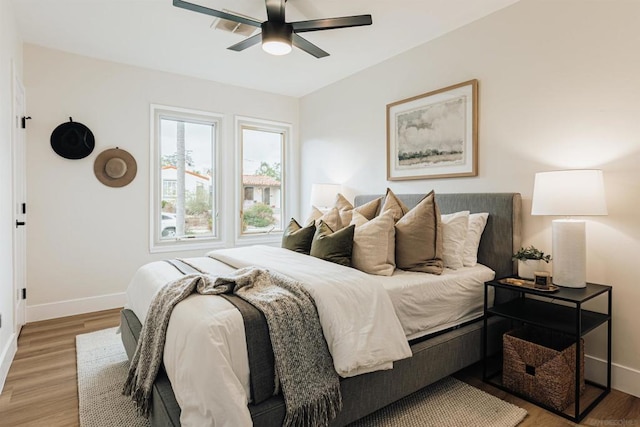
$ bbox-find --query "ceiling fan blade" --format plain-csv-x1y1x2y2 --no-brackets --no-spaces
228,33,263,52
265,0,286,23
291,15,372,33
292,34,329,58
173,0,262,27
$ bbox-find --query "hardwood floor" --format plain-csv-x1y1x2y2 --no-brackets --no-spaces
0,309,120,426
0,308,638,426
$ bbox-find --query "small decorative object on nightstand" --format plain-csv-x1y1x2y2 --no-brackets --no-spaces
512,246,552,280
483,277,612,423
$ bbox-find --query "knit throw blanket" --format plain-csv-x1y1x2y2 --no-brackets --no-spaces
123,266,341,427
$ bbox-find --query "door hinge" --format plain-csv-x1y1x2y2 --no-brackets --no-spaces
22,288,27,300
21,116,31,129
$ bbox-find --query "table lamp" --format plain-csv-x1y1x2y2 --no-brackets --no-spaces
531,170,607,288
310,183,341,212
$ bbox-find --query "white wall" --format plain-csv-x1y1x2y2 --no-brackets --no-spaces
300,0,640,395
23,45,299,320
0,0,23,391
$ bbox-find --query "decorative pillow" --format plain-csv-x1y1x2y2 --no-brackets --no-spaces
462,212,489,267
281,218,316,255
334,193,354,211
441,211,470,269
381,188,410,222
350,210,395,276
306,206,343,231
354,197,382,220
394,191,444,275
305,206,323,226
338,208,353,227
310,221,355,267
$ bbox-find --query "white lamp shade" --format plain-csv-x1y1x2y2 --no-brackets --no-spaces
531,169,607,216
310,183,340,209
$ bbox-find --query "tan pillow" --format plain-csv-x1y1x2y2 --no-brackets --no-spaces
381,188,410,222
316,207,342,231
354,197,382,220
305,206,323,226
350,210,395,276
334,193,354,211
395,191,444,274
339,209,353,226
441,211,470,270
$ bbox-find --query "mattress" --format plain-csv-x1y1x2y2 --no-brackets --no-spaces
379,265,495,340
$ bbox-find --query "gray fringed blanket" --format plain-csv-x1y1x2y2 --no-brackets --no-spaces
123,266,341,427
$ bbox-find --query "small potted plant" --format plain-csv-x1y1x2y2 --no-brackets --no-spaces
512,245,552,280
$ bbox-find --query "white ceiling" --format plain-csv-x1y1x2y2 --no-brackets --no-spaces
11,0,520,97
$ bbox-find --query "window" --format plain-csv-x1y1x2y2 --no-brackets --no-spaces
151,105,221,251
238,118,289,237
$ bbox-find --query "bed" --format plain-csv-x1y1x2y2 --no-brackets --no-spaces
120,192,522,427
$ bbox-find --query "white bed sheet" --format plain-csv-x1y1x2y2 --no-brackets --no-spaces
379,265,495,340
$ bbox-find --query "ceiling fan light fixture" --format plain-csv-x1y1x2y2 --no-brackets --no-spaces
261,21,293,56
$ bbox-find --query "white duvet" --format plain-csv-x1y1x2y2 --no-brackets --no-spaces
125,245,411,427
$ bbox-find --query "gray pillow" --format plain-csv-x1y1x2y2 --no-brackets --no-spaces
310,221,355,267
281,218,315,255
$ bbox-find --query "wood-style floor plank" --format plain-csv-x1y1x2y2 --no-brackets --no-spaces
0,308,638,426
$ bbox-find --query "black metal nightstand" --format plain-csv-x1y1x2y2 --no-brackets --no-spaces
482,278,612,423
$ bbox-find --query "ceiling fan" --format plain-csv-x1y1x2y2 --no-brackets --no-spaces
173,0,372,58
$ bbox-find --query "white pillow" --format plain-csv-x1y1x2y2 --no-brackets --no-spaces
350,210,395,276
462,212,489,267
441,211,470,269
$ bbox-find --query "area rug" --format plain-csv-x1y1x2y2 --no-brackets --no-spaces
77,327,527,427
76,328,150,427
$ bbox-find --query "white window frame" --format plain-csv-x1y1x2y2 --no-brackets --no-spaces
235,116,292,245
150,104,224,253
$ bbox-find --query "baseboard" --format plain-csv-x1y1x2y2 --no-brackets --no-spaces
27,292,127,322
0,332,18,394
586,354,640,398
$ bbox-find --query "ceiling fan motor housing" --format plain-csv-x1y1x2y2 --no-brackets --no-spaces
262,21,293,44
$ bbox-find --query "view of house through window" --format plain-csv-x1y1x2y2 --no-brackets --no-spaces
241,125,285,235
159,115,216,240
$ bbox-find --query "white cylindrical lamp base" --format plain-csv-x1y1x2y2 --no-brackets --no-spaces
552,219,586,288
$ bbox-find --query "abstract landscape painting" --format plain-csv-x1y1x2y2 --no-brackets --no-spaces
387,80,478,180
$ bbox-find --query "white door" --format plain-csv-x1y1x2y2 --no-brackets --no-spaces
12,72,27,333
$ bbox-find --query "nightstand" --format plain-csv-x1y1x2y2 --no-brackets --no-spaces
482,278,612,423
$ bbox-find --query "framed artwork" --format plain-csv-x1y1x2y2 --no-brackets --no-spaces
386,79,478,181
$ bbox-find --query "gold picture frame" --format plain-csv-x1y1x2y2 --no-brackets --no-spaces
386,79,478,181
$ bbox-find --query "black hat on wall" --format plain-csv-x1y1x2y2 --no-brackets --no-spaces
50,118,95,159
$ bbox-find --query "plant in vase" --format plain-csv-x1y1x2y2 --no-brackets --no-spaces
512,246,552,280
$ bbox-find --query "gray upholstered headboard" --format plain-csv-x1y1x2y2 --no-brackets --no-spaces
354,193,522,281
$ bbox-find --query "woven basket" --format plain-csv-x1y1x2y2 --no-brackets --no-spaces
503,326,585,411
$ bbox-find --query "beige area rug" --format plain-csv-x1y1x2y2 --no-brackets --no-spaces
76,328,150,427
77,328,526,427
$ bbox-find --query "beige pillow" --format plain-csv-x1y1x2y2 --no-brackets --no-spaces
395,191,444,274
354,197,382,220
463,213,489,266
334,193,354,211
381,188,410,222
316,207,342,231
350,210,395,276
305,206,343,230
338,208,353,226
441,211,470,270
305,206,323,226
